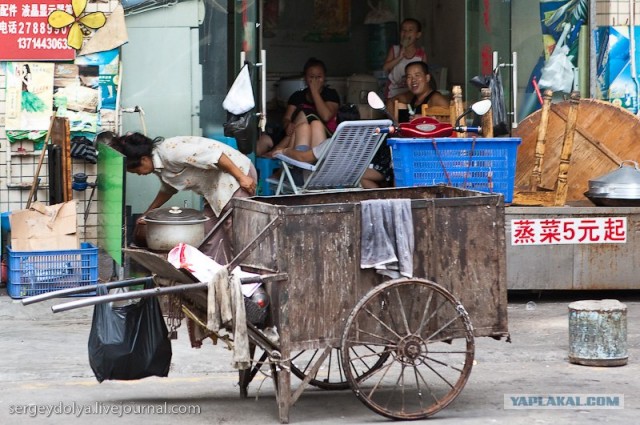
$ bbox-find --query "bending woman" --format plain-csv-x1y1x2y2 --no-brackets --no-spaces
104,132,257,263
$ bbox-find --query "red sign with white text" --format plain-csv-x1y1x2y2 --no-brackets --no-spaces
511,217,627,245
0,0,74,61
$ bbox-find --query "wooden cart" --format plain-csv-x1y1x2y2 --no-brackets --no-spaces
34,185,508,423
228,185,509,422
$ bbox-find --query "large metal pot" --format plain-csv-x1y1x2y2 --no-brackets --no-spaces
144,206,209,251
585,160,640,206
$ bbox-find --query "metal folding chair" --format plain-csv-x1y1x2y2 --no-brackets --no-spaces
268,119,392,195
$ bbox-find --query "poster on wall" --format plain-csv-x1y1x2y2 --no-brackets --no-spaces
304,0,351,42
0,0,75,61
5,61,54,131
518,0,588,121
75,48,120,132
595,26,640,114
53,63,99,133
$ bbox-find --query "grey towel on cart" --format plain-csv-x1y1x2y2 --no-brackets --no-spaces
207,267,250,370
360,198,414,279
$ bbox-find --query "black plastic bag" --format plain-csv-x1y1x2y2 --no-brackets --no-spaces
88,285,172,382
337,103,361,123
223,111,254,154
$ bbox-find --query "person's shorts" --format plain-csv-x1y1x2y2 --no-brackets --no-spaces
265,122,286,144
370,141,394,185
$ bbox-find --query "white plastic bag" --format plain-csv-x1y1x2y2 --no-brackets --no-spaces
222,64,255,115
539,23,575,93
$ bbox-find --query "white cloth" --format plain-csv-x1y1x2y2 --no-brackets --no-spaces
167,243,250,370
207,267,250,370
152,136,252,217
360,199,414,279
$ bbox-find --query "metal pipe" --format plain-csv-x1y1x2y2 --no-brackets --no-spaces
52,281,208,313
260,49,267,131
512,51,518,128
51,273,285,313
196,207,233,249
22,276,154,305
629,0,639,114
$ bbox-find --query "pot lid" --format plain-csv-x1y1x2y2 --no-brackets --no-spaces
145,206,208,223
587,160,640,198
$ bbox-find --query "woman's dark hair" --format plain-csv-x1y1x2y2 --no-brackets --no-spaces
101,131,162,170
401,18,422,33
302,57,327,76
405,61,429,75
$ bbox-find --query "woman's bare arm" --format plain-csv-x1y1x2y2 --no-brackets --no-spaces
217,153,256,195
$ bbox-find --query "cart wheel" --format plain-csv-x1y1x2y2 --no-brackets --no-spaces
290,346,389,391
341,278,475,420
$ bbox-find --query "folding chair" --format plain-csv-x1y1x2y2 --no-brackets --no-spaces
268,119,393,195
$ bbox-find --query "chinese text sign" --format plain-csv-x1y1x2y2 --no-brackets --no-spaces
0,0,73,61
511,217,627,245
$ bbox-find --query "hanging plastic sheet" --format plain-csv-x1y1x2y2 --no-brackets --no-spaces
223,63,256,154
538,22,575,93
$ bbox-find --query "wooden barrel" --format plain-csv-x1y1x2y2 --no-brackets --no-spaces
568,299,628,366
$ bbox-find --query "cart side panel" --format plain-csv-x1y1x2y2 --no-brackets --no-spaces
425,198,508,337
275,206,366,349
232,187,508,347
232,201,382,350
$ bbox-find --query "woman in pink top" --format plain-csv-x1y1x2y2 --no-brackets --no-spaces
383,18,426,100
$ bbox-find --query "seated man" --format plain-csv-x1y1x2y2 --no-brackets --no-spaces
387,61,450,122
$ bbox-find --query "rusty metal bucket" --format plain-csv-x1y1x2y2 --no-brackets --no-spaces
568,299,628,366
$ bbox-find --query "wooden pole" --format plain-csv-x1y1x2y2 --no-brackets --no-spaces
530,89,553,190
62,118,72,201
26,111,56,209
554,91,581,206
452,85,465,137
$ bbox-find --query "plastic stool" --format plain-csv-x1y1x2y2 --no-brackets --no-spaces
255,157,281,196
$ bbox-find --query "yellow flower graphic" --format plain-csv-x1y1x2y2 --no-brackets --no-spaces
48,0,106,50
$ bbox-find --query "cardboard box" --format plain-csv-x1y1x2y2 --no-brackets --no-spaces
10,201,79,251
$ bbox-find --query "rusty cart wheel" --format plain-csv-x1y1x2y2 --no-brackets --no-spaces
341,278,475,420
290,346,389,390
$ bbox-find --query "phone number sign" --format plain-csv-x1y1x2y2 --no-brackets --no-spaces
511,217,627,245
0,0,74,61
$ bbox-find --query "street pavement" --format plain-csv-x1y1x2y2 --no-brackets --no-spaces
0,286,638,424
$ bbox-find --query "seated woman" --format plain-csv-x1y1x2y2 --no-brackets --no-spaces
271,136,390,190
387,61,450,122
257,57,340,156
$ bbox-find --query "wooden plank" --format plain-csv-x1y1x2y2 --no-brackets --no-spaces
530,89,553,189
554,91,581,206
63,118,72,201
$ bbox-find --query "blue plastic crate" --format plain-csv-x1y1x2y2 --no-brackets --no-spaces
388,137,521,202
7,242,99,299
